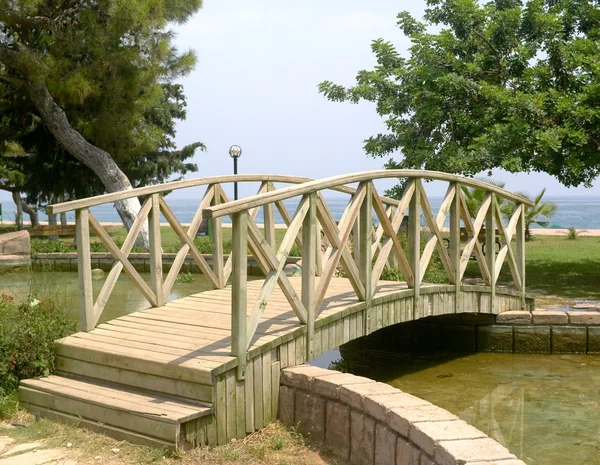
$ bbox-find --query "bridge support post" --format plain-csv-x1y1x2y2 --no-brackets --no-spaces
149,193,165,307
211,187,225,289
409,181,421,320
450,183,461,313
516,203,526,310
486,194,496,313
303,194,317,360
232,211,248,380
76,208,94,332
358,182,373,332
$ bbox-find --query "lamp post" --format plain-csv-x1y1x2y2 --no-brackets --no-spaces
229,145,242,200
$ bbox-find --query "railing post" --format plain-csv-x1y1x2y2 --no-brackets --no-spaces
232,211,248,380
315,221,323,277
408,181,421,320
264,184,275,249
303,194,317,361
212,188,225,288
76,208,94,331
358,182,373,331
486,194,496,313
148,193,165,307
516,202,526,310
450,183,461,313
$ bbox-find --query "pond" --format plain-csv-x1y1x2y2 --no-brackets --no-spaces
323,349,600,465
0,270,219,325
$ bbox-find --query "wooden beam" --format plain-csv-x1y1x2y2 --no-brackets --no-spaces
303,194,317,361
516,203,526,310
211,187,225,289
92,197,152,327
76,208,94,332
486,194,496,313
162,186,216,295
148,193,165,307
409,180,421,319
358,182,373,302
88,214,157,307
232,211,248,380
263,183,276,249
450,183,461,313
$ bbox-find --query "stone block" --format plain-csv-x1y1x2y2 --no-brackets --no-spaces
568,312,600,325
397,436,421,465
280,365,337,390
478,325,513,353
552,326,586,354
278,385,295,424
496,310,531,325
514,326,551,353
350,411,375,465
388,405,459,437
338,382,399,412
409,419,486,456
311,373,374,400
435,438,516,465
587,327,600,354
0,230,30,256
531,310,568,325
442,325,477,352
363,392,430,423
325,401,350,460
294,391,326,443
464,460,526,465
374,424,397,465
420,455,436,465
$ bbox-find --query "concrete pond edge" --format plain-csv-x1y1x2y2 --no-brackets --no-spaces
279,365,525,465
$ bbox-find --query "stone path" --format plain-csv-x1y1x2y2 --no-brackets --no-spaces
0,438,75,465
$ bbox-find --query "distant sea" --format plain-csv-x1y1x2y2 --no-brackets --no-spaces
1,195,600,229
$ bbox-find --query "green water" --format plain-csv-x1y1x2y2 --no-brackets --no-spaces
0,270,216,324
342,350,600,465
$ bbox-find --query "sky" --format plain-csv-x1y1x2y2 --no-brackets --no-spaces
1,0,599,207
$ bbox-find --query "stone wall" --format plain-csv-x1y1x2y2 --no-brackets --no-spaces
0,230,31,271
345,309,600,355
279,365,525,465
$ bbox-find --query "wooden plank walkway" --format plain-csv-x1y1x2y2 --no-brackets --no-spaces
58,277,409,381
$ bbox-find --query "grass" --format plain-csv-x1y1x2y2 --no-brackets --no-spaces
0,414,347,465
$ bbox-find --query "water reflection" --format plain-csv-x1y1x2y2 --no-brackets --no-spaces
334,348,600,465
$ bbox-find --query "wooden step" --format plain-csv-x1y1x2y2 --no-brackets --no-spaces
19,375,213,449
56,356,213,403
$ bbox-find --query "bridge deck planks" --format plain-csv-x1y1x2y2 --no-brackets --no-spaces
58,277,408,380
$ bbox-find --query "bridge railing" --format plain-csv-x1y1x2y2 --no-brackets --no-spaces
47,174,400,332
202,170,534,378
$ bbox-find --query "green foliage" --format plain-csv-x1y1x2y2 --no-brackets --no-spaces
516,188,558,240
319,0,600,188
0,293,75,416
567,227,580,241
461,178,512,219
175,271,194,284
0,0,204,204
30,238,74,255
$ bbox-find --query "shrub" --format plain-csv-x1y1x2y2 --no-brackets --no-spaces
0,293,75,417
30,238,75,254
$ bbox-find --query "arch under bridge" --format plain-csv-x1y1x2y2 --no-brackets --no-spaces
18,170,535,449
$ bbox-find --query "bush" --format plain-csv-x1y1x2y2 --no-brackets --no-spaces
30,238,75,254
0,293,75,417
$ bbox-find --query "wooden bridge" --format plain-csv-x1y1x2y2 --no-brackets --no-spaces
18,171,535,449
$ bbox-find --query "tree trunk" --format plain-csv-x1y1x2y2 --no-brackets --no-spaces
22,201,39,227
0,43,149,248
11,191,23,230
47,194,59,241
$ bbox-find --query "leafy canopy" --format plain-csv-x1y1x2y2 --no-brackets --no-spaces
319,0,600,188
0,0,203,202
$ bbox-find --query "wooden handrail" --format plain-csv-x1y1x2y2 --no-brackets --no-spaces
46,174,402,214
203,170,535,219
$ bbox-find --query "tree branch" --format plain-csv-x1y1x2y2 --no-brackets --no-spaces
0,74,25,86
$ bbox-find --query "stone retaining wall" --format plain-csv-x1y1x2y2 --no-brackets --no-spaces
279,365,525,465
347,309,600,355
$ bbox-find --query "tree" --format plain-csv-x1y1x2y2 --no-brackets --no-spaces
319,0,600,190
515,188,557,240
0,0,203,244
461,177,513,219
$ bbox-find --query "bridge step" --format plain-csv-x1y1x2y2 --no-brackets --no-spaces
19,375,213,449
55,335,217,403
